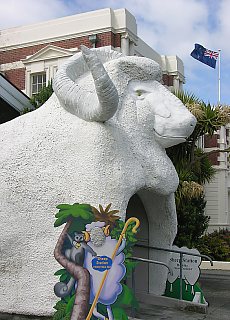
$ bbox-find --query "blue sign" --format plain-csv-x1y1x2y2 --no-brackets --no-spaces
92,256,112,272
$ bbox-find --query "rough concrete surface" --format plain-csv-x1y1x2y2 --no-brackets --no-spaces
131,269,230,319
0,47,196,315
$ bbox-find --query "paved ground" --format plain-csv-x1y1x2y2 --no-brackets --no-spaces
199,270,230,319
131,269,230,320
0,270,229,319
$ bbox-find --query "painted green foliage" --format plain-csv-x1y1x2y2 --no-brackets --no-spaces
54,203,94,232
53,202,139,320
164,279,206,304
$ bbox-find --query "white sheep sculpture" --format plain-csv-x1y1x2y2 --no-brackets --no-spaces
0,45,196,316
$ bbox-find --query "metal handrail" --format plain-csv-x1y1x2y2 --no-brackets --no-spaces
132,243,213,301
129,256,173,275
126,256,172,318
135,243,213,266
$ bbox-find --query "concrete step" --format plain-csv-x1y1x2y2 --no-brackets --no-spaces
129,302,208,320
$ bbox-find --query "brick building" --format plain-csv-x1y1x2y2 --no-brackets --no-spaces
0,7,229,231
0,8,184,97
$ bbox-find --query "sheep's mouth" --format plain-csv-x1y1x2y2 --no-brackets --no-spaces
153,130,186,148
153,129,187,141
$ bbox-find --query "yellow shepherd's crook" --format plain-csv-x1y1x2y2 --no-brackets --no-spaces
86,217,140,320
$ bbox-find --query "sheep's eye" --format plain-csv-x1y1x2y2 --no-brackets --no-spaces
136,89,143,96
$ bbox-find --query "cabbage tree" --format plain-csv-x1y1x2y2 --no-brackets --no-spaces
168,91,230,247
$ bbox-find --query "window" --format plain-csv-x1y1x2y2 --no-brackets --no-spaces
31,73,46,95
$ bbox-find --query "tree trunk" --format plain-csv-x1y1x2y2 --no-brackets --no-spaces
54,220,90,320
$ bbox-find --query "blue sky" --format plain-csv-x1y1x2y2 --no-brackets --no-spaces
1,0,229,105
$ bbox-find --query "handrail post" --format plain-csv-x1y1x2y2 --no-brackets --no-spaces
179,252,183,300
131,267,136,317
132,244,214,304
132,266,136,296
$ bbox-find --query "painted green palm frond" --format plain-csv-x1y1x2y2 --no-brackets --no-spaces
65,295,76,315
56,204,74,210
54,269,67,276
54,203,94,227
111,307,128,319
53,300,67,320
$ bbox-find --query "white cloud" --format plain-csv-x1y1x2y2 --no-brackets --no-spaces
216,0,230,53
0,0,229,104
0,0,72,29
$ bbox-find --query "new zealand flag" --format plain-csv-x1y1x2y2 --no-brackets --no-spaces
191,44,219,69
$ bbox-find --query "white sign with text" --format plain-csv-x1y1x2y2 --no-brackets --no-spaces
167,246,201,293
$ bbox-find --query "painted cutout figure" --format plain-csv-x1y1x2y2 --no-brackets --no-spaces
83,221,126,320
164,245,207,304
54,232,96,298
53,202,140,320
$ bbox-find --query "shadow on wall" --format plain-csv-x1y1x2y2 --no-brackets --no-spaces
126,194,149,293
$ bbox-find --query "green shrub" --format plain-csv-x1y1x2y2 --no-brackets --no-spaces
30,80,53,108
173,196,210,248
21,80,53,114
196,229,230,261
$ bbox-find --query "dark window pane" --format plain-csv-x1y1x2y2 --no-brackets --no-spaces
32,75,37,84
32,84,37,93
38,74,42,83
31,73,46,95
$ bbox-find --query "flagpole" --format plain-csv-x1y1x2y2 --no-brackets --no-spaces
217,49,226,170
218,49,221,105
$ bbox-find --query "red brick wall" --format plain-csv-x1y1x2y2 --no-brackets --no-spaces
4,68,26,90
204,134,218,148
111,33,121,48
162,74,174,87
96,32,121,48
208,152,219,166
204,134,219,165
0,32,121,65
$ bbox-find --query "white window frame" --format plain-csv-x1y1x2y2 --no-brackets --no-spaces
23,45,78,97
31,72,47,96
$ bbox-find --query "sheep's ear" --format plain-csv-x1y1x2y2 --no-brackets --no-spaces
82,231,90,242
103,225,110,236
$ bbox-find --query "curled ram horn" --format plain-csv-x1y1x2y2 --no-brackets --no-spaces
53,45,119,122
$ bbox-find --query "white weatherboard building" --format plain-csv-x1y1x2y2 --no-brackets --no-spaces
204,126,230,231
